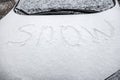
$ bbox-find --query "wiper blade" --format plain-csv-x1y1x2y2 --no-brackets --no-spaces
15,8,100,15
31,9,100,15
15,8,29,15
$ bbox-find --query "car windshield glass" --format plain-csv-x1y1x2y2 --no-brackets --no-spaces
14,0,115,15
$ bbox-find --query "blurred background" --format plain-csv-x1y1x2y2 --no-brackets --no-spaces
0,0,16,19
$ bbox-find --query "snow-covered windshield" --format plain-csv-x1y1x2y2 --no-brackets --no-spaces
14,0,115,15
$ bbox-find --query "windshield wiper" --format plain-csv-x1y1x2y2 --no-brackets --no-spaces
15,8,100,15
15,8,29,15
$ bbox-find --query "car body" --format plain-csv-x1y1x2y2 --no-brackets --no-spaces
0,0,120,80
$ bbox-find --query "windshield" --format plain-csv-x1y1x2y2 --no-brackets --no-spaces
14,0,115,15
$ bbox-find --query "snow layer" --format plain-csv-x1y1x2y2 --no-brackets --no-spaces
16,0,114,14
